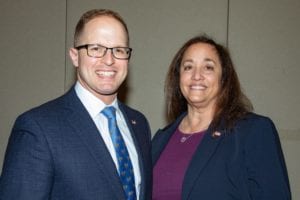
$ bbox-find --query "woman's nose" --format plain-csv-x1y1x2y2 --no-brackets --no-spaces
192,67,204,80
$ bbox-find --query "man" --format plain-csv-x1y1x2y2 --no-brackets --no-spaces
0,9,152,200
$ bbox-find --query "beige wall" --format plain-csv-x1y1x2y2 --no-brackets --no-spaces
1,0,299,198
0,0,66,171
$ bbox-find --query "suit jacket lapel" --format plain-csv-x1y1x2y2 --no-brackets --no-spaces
152,112,226,200
118,102,148,200
63,88,125,200
182,128,224,200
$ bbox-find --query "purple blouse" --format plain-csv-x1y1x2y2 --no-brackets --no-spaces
153,128,206,200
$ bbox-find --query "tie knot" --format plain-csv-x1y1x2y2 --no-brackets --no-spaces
101,106,116,119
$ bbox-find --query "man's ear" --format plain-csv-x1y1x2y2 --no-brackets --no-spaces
69,48,79,67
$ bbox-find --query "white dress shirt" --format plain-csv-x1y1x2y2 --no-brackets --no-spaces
75,82,141,199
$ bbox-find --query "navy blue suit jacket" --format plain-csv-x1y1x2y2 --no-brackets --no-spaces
0,87,152,200
152,113,291,200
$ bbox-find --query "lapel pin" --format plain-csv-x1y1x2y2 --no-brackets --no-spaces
213,131,221,138
131,120,136,125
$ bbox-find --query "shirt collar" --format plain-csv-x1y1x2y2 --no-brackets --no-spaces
74,81,119,118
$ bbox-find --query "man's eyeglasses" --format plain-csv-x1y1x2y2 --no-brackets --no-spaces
75,44,132,60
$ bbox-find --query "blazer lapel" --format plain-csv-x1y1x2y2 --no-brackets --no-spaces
118,102,148,200
182,127,225,200
152,111,226,200
63,89,125,200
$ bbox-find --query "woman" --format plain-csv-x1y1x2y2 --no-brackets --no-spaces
152,35,291,200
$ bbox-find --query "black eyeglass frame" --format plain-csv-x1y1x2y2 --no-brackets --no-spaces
75,44,132,60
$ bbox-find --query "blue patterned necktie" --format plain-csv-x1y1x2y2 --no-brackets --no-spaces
101,106,137,200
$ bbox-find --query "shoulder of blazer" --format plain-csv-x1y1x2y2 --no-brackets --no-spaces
118,101,150,131
15,87,80,121
118,101,148,121
233,112,275,133
156,112,186,134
